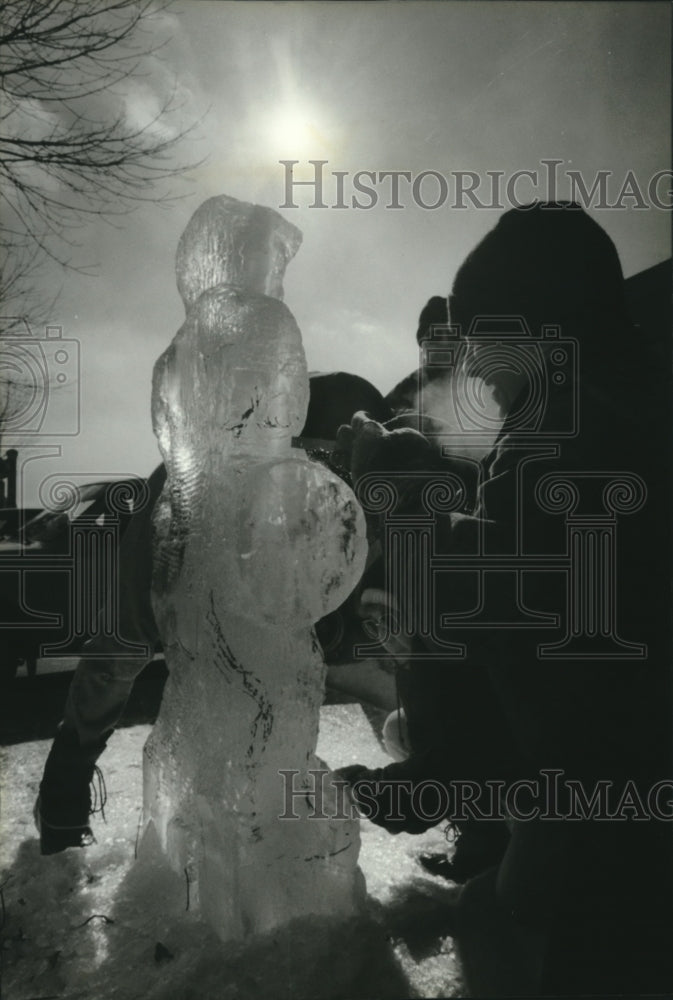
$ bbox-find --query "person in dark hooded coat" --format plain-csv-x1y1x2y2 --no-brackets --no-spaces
337,203,673,996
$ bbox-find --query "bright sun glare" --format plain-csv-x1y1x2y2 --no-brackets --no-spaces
267,101,333,157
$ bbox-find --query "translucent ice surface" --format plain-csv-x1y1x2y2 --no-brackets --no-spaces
143,195,368,942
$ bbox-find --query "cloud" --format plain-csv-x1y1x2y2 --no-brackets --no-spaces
304,307,415,394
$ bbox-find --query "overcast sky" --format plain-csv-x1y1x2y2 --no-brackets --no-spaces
8,0,671,504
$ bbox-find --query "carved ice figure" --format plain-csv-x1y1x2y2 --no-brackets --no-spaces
141,195,368,942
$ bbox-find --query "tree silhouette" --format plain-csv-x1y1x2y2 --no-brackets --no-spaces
0,0,200,323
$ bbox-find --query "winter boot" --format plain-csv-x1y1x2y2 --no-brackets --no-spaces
34,726,109,855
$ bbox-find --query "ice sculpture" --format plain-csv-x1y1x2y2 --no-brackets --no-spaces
141,195,368,941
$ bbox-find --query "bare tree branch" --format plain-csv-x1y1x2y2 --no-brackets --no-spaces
0,0,206,433
0,0,205,409
0,0,204,281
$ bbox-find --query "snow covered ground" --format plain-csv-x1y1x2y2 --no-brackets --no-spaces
1,705,464,999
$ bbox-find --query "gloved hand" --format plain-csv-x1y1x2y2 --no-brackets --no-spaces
333,763,371,785
336,411,438,486
336,412,443,540
332,760,441,835
335,412,387,486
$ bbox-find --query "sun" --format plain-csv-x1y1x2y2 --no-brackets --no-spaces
267,101,333,157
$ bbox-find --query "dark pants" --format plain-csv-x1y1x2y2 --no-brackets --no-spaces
62,465,165,748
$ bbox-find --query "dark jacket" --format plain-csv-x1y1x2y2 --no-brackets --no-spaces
346,357,672,886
